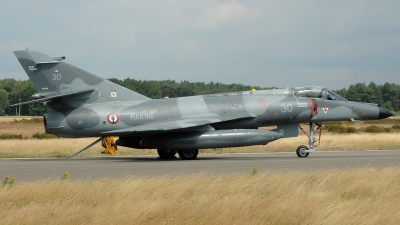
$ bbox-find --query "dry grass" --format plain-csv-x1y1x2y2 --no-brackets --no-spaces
1,133,400,158
1,168,400,224
0,117,44,139
0,138,155,158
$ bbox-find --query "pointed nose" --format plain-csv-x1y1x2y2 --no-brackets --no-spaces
378,107,393,119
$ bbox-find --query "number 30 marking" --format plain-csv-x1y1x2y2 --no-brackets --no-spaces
281,104,293,113
52,74,62,80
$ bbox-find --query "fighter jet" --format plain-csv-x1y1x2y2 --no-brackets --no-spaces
12,50,393,160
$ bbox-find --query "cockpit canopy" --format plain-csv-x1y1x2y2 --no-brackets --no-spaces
294,86,347,101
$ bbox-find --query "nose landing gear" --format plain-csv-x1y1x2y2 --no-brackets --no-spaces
297,122,322,157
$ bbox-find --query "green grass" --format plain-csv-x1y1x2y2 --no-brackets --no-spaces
362,118,400,125
325,124,358,133
361,125,394,133
392,124,400,130
323,119,400,134
0,134,23,140
13,117,44,123
32,132,60,139
323,118,400,126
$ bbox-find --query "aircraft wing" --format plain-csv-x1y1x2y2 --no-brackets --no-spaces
101,114,253,135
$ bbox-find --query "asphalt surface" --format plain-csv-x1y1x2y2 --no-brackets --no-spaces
1,150,400,181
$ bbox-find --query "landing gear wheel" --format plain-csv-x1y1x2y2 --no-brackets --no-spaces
178,149,198,160
296,145,309,158
157,149,176,159
297,122,322,157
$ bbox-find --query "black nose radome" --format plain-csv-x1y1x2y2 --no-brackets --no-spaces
378,107,393,119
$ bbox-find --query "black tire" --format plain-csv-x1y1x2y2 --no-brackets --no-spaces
178,149,198,160
157,149,176,159
296,145,309,157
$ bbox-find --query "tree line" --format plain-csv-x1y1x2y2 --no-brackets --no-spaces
0,79,48,116
333,82,400,112
0,78,399,116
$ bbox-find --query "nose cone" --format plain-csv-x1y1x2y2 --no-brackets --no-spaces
378,107,393,119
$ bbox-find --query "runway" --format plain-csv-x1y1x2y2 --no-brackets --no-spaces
1,150,400,181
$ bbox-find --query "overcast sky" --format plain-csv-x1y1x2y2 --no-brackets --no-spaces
1,0,399,90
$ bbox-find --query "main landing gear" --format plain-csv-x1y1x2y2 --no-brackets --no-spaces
157,149,177,159
157,149,199,160
297,122,322,157
177,149,199,160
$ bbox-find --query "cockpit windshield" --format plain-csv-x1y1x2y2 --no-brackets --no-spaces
294,86,347,101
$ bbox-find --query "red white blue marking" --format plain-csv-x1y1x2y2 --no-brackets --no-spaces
107,113,119,124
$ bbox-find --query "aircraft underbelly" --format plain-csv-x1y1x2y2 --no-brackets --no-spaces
142,130,283,150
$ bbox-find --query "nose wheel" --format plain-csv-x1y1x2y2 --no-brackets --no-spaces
296,145,309,157
297,122,322,157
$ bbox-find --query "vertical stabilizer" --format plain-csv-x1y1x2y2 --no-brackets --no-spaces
13,50,150,103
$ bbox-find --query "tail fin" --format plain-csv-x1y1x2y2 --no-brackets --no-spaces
13,50,149,105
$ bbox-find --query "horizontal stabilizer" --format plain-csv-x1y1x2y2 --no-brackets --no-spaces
10,88,95,106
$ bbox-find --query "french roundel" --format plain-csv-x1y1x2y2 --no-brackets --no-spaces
107,113,119,124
